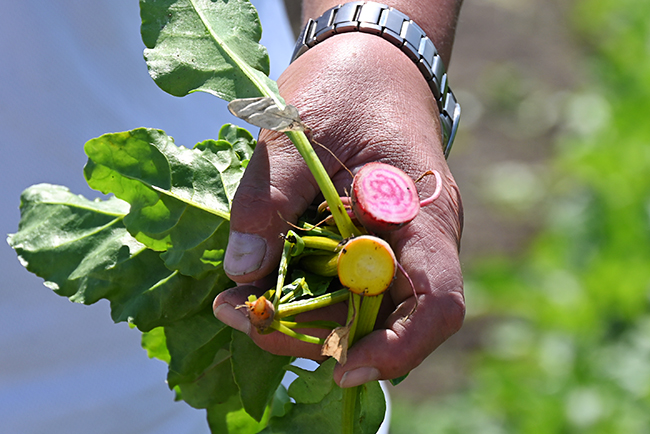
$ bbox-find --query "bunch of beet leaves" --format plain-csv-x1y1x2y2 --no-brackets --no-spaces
8,1,443,433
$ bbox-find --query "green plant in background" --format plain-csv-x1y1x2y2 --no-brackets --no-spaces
391,0,650,432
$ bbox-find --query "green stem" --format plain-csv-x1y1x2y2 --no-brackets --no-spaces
341,292,361,434
341,294,383,434
279,320,341,330
298,222,343,240
342,387,357,434
278,277,306,304
284,130,360,239
346,293,362,345
270,321,325,345
276,288,349,319
354,294,384,341
301,235,341,252
273,238,293,306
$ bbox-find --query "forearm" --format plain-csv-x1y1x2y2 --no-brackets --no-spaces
301,0,463,66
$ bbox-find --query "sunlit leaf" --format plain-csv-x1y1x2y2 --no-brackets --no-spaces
83,128,234,251
207,393,266,434
8,184,223,331
140,0,283,105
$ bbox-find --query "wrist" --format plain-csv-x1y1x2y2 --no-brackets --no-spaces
278,32,447,170
302,0,462,65
291,2,461,157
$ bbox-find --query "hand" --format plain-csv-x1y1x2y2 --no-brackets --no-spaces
213,32,465,388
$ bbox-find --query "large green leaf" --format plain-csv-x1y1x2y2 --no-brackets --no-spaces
84,128,228,251
8,183,133,301
7,184,228,331
140,0,283,105
83,126,254,282
176,334,239,409
231,331,293,421
165,308,231,388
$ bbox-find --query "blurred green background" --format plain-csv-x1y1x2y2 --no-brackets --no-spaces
390,0,650,432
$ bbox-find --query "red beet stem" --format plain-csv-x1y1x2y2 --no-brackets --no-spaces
419,170,443,207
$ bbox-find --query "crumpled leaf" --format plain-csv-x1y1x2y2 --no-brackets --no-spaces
321,326,351,365
228,97,305,132
140,0,283,105
262,359,386,434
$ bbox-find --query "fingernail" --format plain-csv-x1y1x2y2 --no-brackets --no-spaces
339,367,380,388
214,304,251,335
224,232,266,276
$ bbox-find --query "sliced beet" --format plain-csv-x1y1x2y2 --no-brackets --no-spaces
351,162,420,233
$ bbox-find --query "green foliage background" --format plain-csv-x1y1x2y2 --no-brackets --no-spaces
391,0,650,432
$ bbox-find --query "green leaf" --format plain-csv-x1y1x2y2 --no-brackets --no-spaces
388,373,409,386
83,128,236,252
291,270,333,299
218,123,257,161
8,183,228,332
8,183,132,301
270,385,293,419
207,393,266,434
231,331,292,421
177,353,239,409
140,0,283,105
286,359,336,405
141,327,171,364
262,359,386,434
176,328,239,409
160,219,230,280
160,127,254,278
165,308,231,388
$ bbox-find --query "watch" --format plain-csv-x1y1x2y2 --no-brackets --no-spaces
290,1,461,158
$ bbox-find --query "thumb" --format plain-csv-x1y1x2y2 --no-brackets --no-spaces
223,129,318,282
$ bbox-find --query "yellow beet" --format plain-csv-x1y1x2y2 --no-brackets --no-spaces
337,236,396,296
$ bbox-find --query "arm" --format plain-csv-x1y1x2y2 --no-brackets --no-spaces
214,0,465,388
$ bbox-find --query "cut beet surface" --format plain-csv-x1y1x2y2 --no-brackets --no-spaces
351,162,420,233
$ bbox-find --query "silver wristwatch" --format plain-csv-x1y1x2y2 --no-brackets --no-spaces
290,1,461,158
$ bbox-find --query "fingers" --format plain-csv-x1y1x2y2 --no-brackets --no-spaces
223,130,316,282
213,285,349,360
217,32,466,384
334,186,465,388
334,283,465,387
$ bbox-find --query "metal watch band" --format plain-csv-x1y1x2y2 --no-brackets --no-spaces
290,1,461,158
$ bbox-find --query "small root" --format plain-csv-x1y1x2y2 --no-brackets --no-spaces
397,261,418,319
307,132,354,180
418,170,443,207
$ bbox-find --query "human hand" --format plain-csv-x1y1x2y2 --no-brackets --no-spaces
213,32,465,388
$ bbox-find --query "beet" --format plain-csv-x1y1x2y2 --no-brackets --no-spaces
351,162,420,233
